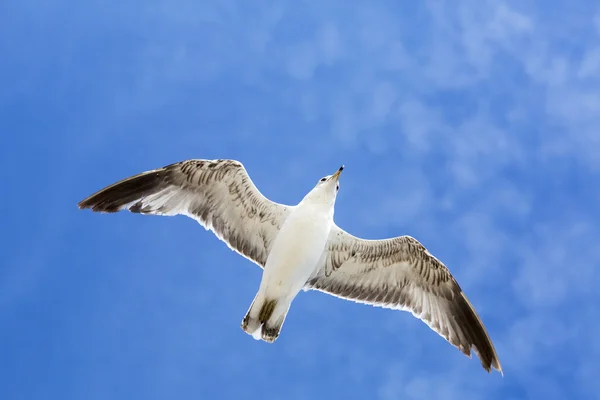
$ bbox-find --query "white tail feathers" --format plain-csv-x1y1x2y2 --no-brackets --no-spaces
251,326,263,340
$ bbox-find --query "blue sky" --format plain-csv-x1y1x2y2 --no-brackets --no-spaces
2,0,600,399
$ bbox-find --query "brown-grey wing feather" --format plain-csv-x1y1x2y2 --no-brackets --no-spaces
306,224,502,374
78,159,293,268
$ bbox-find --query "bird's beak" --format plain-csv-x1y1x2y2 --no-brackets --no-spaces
331,165,344,181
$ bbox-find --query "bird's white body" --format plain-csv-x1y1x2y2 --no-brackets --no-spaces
245,190,336,340
262,205,332,298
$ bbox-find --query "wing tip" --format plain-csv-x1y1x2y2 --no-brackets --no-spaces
77,198,122,213
77,196,106,212
457,291,503,376
77,191,130,213
490,351,504,376
77,169,166,214
482,356,504,376
475,346,503,375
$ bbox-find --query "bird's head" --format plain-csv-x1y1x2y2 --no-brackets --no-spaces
302,165,344,206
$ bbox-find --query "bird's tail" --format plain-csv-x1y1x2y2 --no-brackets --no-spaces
241,296,289,343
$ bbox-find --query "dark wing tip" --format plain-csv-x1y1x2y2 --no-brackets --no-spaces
77,169,167,213
77,199,90,210
77,196,122,213
454,291,503,375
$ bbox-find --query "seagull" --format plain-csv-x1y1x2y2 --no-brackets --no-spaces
78,158,502,374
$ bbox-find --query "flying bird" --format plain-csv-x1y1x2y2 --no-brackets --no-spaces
78,159,502,374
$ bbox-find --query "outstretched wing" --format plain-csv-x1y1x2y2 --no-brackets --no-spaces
78,159,293,268
305,224,502,374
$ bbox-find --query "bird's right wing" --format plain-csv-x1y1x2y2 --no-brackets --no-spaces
78,159,293,268
305,224,502,374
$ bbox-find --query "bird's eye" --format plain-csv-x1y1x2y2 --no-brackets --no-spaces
336,184,339,191
320,177,327,182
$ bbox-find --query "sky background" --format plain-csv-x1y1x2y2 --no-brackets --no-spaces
2,0,600,399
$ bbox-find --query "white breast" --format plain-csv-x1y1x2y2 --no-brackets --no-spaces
260,204,333,297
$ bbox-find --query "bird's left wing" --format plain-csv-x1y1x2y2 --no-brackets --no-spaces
78,159,293,268
305,224,502,374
